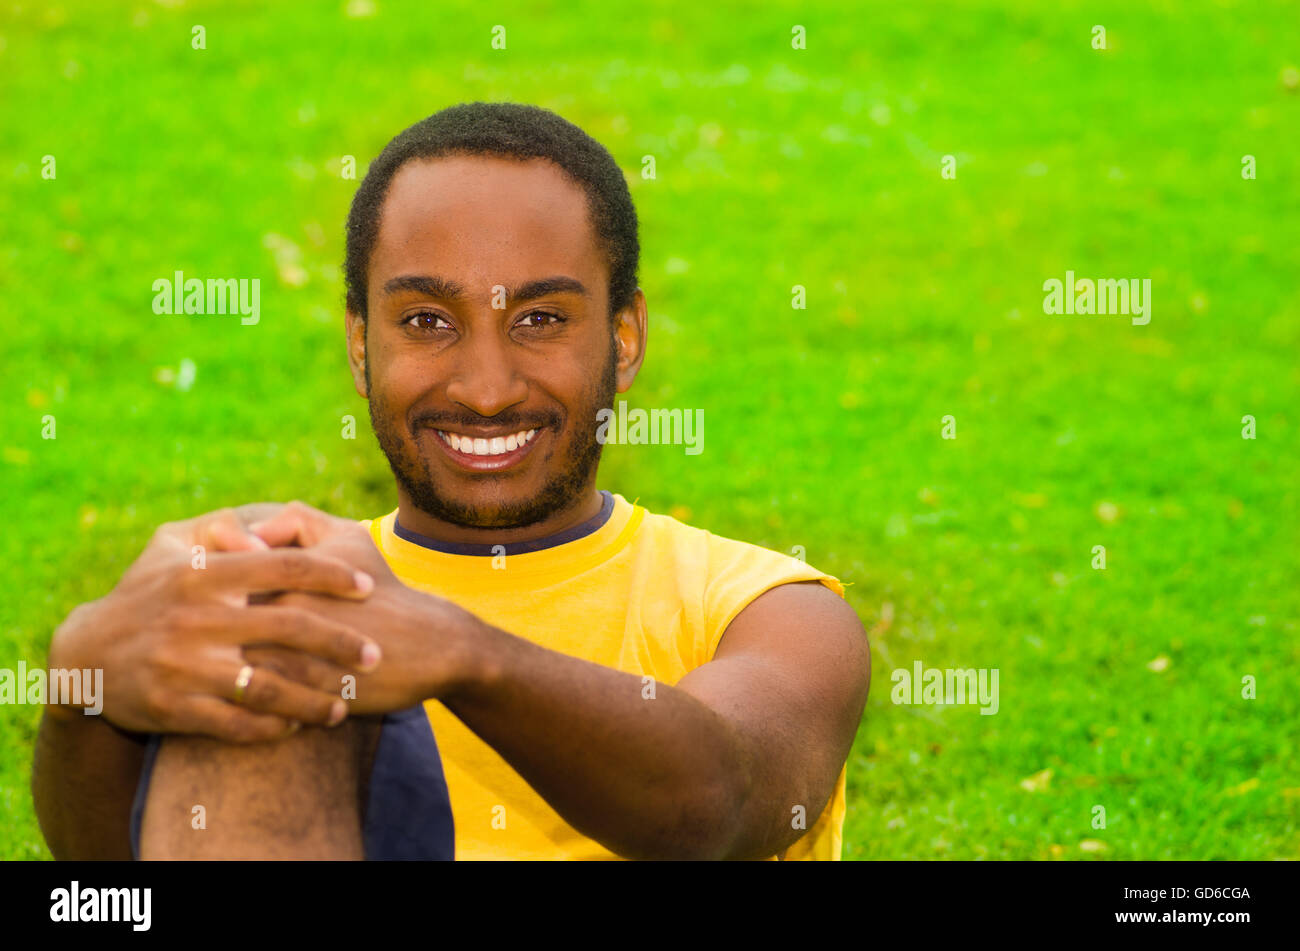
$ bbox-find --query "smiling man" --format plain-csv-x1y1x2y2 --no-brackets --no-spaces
32,102,870,861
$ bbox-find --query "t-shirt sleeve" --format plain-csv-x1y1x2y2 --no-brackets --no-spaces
698,533,852,861
701,533,847,664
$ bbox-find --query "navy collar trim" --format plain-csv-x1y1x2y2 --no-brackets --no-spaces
392,491,615,556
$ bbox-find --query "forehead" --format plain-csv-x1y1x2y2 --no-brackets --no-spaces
370,154,606,294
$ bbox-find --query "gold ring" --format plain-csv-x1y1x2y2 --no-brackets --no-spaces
233,664,255,704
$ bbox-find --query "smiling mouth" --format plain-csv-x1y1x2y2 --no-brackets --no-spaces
425,426,543,471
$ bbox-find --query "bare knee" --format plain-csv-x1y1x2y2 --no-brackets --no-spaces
139,717,382,859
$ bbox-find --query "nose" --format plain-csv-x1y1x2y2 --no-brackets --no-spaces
443,324,529,418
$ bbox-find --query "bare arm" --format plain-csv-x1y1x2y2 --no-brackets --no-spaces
248,503,872,860
440,581,870,859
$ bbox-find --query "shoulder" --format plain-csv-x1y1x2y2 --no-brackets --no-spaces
625,499,850,649
632,502,836,582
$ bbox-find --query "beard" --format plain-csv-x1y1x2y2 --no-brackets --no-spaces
366,333,618,530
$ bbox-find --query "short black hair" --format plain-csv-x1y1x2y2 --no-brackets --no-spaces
345,101,639,321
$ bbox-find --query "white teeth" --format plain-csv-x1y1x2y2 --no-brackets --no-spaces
439,428,539,456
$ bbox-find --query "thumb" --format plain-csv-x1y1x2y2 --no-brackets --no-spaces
197,511,271,553
248,501,342,548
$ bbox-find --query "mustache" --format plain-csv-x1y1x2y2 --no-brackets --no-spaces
411,409,564,432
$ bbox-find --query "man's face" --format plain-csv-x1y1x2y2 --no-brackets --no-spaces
349,154,643,531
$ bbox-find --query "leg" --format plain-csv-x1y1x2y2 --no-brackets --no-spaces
138,717,382,859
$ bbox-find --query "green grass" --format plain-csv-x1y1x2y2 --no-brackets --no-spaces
2,0,1297,859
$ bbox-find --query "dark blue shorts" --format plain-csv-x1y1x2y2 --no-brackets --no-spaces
130,704,455,860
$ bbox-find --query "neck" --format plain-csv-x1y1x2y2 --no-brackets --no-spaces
393,485,606,547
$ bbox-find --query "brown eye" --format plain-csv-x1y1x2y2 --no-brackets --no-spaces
404,311,451,331
517,310,565,329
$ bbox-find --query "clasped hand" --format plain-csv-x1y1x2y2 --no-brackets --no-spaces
47,502,473,741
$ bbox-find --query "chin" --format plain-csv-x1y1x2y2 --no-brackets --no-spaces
405,483,554,530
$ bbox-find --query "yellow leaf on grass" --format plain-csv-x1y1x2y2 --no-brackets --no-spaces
1019,768,1053,792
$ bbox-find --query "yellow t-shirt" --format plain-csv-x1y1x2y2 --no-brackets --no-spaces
363,491,848,860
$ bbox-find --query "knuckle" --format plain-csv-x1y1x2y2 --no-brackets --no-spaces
248,649,293,680
282,659,312,684
272,653,304,680
154,606,180,633
278,550,308,580
201,508,237,534
173,607,207,636
245,676,279,707
274,606,308,637
156,606,192,636
332,628,358,661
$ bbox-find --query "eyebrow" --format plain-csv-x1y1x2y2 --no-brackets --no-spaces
382,274,589,304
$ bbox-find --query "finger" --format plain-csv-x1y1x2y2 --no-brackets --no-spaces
203,518,270,553
202,548,374,600
243,645,359,695
209,660,349,727
191,508,270,553
193,604,381,670
169,695,302,744
151,507,255,558
248,501,353,549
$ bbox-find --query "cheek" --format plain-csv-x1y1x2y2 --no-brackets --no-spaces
369,354,429,413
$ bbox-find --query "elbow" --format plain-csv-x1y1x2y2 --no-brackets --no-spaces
590,775,746,861
624,776,756,861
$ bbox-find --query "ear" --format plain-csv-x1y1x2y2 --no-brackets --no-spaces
345,309,368,399
613,288,648,393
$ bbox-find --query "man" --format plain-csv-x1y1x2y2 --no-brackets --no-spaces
32,102,870,860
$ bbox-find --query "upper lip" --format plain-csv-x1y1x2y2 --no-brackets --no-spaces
421,424,542,439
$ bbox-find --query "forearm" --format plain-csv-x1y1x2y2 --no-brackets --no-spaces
32,703,147,860
441,620,759,860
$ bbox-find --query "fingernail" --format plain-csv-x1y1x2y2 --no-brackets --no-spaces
328,700,347,726
360,643,381,670
354,571,374,595
287,720,301,733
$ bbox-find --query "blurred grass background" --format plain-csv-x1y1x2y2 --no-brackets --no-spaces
1,0,1297,859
